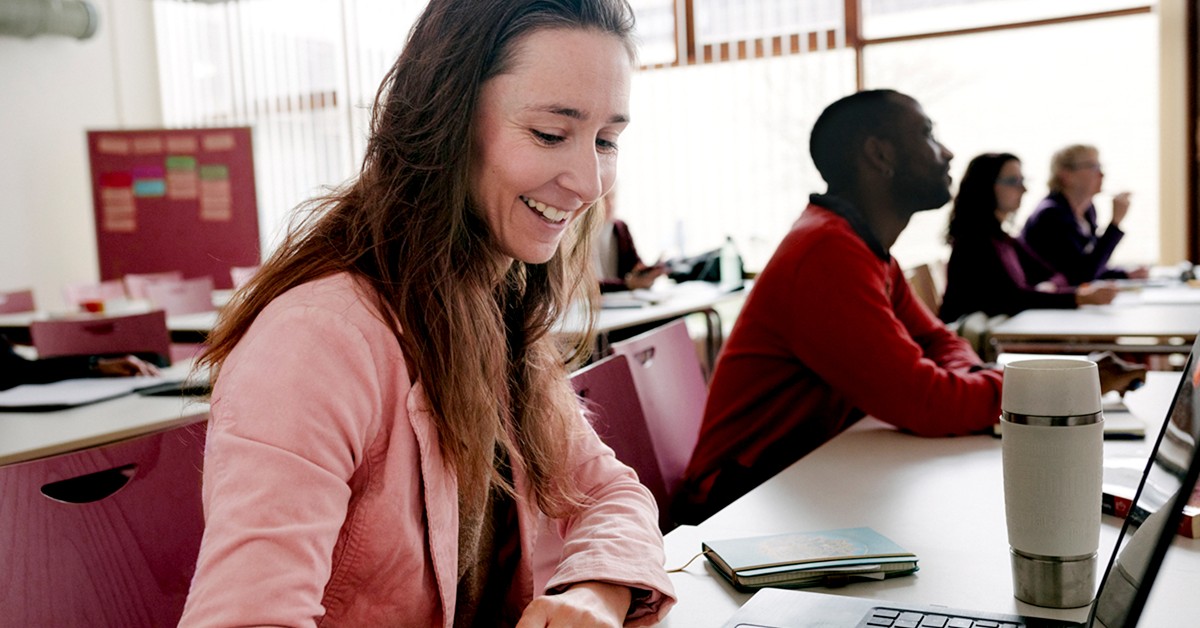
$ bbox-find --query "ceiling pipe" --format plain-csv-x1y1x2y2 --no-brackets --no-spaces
0,0,99,40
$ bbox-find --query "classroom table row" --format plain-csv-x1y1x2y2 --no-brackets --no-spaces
0,280,749,355
989,278,1200,357
653,371,1194,627
2,363,1193,624
0,362,208,466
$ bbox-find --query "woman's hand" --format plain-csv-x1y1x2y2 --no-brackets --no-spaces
515,581,631,628
1111,191,1132,227
1075,282,1118,306
1089,351,1148,396
623,262,667,290
94,354,161,377
1126,266,1151,280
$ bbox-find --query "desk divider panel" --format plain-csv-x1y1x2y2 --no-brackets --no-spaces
0,418,207,626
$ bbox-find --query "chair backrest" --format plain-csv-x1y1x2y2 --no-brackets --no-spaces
0,288,35,314
62,279,128,308
905,263,941,314
0,418,207,626
570,353,671,529
610,319,707,508
145,276,215,316
229,265,260,290
124,271,185,300
30,310,172,366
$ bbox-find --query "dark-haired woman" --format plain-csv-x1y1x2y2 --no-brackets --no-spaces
939,153,1117,324
179,1,675,625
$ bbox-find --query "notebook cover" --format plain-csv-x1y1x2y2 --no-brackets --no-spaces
704,527,915,571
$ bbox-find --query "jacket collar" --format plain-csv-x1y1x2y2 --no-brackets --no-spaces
810,193,890,262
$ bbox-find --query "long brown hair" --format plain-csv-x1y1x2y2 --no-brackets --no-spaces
201,0,636,515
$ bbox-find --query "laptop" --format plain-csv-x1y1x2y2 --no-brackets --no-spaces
723,336,1200,628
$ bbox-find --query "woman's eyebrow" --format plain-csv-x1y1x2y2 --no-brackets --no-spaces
526,104,628,125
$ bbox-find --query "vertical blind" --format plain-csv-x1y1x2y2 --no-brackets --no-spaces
153,0,423,250
152,1,1158,272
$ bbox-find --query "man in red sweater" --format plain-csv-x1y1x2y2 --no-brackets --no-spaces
675,89,1002,524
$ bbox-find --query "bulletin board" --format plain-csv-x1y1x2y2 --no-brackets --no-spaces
86,127,261,289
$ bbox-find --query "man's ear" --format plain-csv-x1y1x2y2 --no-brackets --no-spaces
863,135,896,178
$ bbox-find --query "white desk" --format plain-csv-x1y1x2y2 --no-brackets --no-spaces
989,303,1200,355
562,280,750,365
1112,282,1200,306
0,363,209,466
654,372,1196,627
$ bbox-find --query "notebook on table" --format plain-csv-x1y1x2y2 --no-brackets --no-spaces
724,335,1200,628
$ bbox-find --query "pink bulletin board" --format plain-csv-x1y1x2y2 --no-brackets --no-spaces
86,127,261,289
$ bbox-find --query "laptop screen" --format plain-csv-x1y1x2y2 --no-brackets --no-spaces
1090,338,1200,628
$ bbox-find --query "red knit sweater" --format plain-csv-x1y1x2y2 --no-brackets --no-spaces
678,202,1003,522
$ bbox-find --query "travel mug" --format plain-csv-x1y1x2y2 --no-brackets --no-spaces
1001,359,1104,608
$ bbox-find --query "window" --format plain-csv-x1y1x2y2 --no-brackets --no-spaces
152,1,1161,272
863,0,1152,39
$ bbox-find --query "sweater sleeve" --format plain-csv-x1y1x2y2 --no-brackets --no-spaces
180,298,391,627
782,233,1002,436
0,338,93,390
543,421,676,626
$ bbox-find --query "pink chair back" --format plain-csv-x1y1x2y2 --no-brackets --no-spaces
62,279,127,307
0,418,206,626
534,351,687,588
610,319,708,509
229,265,260,290
30,310,172,366
0,289,35,314
570,353,671,529
124,271,185,300
145,276,215,316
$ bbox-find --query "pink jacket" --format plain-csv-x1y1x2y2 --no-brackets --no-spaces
180,274,675,627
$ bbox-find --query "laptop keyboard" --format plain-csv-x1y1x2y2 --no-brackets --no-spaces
861,607,1023,628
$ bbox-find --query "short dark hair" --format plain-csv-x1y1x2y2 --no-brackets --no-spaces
809,89,911,187
946,152,1020,245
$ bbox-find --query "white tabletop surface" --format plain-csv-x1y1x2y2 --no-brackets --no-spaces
0,362,209,466
990,303,1200,341
558,280,750,336
0,305,220,337
1112,282,1200,306
3,283,744,340
653,372,1196,627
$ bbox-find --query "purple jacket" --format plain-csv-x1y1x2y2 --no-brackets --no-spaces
1019,191,1128,285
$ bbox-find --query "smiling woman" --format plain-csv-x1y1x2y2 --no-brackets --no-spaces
177,1,676,626
472,27,631,266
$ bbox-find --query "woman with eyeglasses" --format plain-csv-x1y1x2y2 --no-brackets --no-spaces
939,152,1118,324
1018,144,1149,285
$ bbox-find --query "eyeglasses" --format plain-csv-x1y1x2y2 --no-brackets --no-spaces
996,176,1026,188
1069,162,1102,172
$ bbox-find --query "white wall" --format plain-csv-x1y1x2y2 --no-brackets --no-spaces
0,0,160,310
